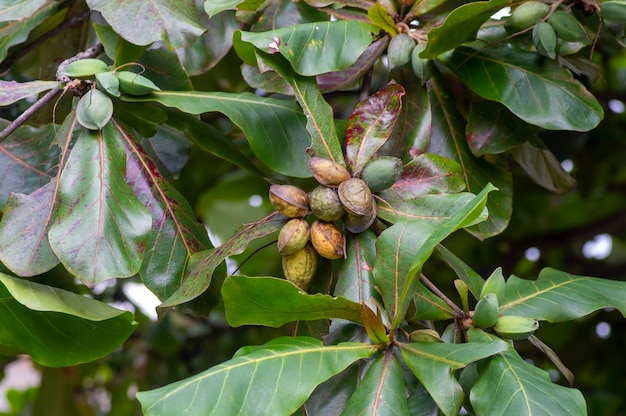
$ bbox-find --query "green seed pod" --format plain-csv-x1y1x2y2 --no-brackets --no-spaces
269,184,309,218
309,186,345,221
409,329,442,343
411,43,434,86
76,89,113,130
95,71,120,97
532,22,557,59
338,178,374,216
360,156,403,192
344,199,377,234
480,267,506,303
600,0,626,24
472,293,500,329
310,220,345,259
115,71,161,96
282,244,318,289
60,59,109,79
277,218,309,255
308,157,351,187
548,11,587,42
507,1,550,31
388,33,416,69
493,315,539,340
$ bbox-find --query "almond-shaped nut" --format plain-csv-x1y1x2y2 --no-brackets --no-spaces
115,71,161,96
282,244,318,289
269,184,309,218
309,186,345,221
308,157,351,187
310,220,345,259
338,178,374,216
548,10,587,42
360,156,403,192
507,1,550,31
344,200,377,234
60,59,109,79
278,218,309,255
388,33,416,69
76,89,113,130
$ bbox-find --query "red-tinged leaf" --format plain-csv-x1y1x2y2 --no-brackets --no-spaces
222,275,364,327
340,352,409,416
0,80,60,105
48,125,152,286
158,211,287,309
360,304,389,344
425,74,512,238
117,122,212,300
345,83,405,175
0,121,59,210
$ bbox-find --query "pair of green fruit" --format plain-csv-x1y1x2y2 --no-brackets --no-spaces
387,33,433,85
472,271,539,340
60,58,161,130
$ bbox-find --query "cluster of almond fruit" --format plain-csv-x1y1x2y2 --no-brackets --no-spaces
269,156,402,290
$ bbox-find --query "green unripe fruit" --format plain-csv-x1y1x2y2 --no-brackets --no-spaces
360,156,403,192
548,11,587,41
388,33,416,69
282,244,318,289
472,293,500,329
493,315,539,340
277,218,309,255
411,43,434,86
480,267,506,303
309,186,345,221
115,71,161,96
60,59,108,79
95,71,120,97
600,0,626,24
76,89,113,130
507,1,550,31
532,21,557,59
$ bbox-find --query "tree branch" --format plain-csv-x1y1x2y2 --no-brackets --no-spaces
420,273,464,316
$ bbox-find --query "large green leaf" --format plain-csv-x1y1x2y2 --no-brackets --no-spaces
426,74,512,238
345,82,404,175
0,1,56,61
400,339,509,416
118,122,212,300
468,330,587,416
239,21,377,76
222,275,364,327
0,120,59,210
48,125,152,286
0,80,60,105
130,91,311,177
420,0,511,59
158,211,286,309
374,184,495,329
500,268,626,322
0,272,136,367
442,46,604,131
0,0,48,22
340,352,409,415
137,336,376,416
86,0,206,48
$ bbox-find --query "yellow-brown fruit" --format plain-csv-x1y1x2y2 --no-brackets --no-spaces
338,178,374,216
310,220,345,259
277,218,310,255
269,184,309,218
308,157,351,187
309,186,345,221
282,244,318,289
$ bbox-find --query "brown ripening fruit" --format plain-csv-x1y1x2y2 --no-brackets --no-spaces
338,178,374,216
277,218,309,255
310,220,345,259
344,199,377,234
282,244,318,289
308,157,351,187
269,184,309,218
309,186,345,221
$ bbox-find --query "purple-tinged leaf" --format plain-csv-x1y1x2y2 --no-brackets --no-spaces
222,275,364,327
86,0,206,48
425,74,512,238
48,125,152,286
0,80,60,105
345,83,405,175
0,121,58,210
377,192,484,224
158,211,286,309
138,124,191,180
118,123,211,300
204,0,263,18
